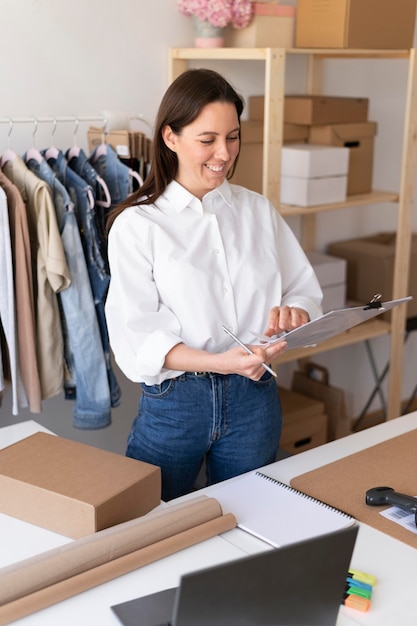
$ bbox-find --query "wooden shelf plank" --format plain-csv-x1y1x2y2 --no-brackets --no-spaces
279,190,399,216
169,48,411,61
272,319,391,365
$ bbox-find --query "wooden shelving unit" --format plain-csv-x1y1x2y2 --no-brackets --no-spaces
169,47,417,420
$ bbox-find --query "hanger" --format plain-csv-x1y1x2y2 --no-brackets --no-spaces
44,117,60,161
90,121,109,162
66,118,81,161
25,117,44,163
1,118,17,167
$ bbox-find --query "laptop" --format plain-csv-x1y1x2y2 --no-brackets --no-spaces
111,525,358,626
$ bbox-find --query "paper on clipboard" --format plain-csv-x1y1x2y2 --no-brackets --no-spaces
252,296,412,351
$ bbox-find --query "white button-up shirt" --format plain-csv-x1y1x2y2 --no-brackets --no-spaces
105,180,323,385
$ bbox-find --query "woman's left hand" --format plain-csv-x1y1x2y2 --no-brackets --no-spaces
264,306,309,337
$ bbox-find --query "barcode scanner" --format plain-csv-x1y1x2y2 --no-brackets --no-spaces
366,486,417,526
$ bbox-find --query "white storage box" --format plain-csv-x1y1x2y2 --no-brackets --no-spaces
281,144,349,207
281,175,347,207
281,144,350,178
306,250,347,312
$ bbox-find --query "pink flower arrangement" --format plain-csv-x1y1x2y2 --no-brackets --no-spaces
178,0,254,29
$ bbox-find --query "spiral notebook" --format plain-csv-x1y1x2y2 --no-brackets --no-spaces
208,470,355,547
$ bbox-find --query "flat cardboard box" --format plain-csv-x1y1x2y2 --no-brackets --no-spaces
306,250,347,312
0,432,161,538
281,144,350,178
249,95,369,125
309,122,377,195
240,119,309,144
327,232,417,319
295,0,417,49
224,14,295,48
232,120,309,192
88,127,131,158
278,386,328,455
281,174,348,207
284,96,369,126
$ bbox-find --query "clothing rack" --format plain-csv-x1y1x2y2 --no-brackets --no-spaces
0,113,153,133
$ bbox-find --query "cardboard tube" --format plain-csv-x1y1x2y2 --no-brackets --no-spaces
0,495,223,605
0,512,236,625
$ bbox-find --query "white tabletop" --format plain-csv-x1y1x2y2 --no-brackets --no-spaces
1,414,417,626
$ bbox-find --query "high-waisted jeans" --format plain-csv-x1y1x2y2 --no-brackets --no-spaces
126,371,282,501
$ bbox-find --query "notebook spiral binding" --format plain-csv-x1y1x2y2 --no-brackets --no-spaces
255,471,354,521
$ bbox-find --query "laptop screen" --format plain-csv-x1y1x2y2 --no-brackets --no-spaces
112,525,358,626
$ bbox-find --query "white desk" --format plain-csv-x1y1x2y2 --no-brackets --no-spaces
1,414,417,626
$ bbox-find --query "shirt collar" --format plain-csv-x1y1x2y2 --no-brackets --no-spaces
156,179,233,215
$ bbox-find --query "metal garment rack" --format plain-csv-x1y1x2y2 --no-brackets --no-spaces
0,114,153,141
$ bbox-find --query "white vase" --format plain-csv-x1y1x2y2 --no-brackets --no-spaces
192,15,225,48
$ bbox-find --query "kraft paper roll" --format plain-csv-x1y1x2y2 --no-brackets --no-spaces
0,511,236,625
0,495,234,612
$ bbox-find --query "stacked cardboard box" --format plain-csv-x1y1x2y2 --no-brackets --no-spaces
233,95,377,201
328,232,417,319
278,386,328,455
280,143,349,206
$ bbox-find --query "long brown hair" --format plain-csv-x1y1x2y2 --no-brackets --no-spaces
106,68,244,232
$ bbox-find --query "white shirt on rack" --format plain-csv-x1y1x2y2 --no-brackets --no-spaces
105,180,323,385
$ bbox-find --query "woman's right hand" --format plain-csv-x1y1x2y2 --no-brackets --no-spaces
221,341,287,380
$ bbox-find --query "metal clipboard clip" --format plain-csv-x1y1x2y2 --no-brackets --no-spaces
363,293,383,310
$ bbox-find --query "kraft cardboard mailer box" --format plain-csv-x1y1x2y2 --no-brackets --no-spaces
327,232,417,319
295,0,417,50
0,432,161,538
309,122,377,195
249,95,369,126
284,95,369,126
278,386,328,455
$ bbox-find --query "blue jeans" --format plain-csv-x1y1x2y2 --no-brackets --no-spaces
126,372,282,501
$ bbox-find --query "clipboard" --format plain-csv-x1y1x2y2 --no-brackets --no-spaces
253,296,412,351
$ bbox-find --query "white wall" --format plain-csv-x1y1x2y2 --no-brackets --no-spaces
1,0,417,451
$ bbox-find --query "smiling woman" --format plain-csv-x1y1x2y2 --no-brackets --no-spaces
104,68,323,502
162,100,240,199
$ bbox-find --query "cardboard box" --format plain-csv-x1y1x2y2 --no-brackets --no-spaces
309,122,377,195
88,127,131,157
249,95,369,126
224,5,295,48
284,96,369,126
278,386,328,455
0,433,161,538
232,120,309,192
306,250,347,312
281,144,350,178
281,174,347,207
327,232,417,319
295,0,417,50
281,144,349,206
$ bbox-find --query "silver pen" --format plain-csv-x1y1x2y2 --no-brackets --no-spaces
222,325,277,378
